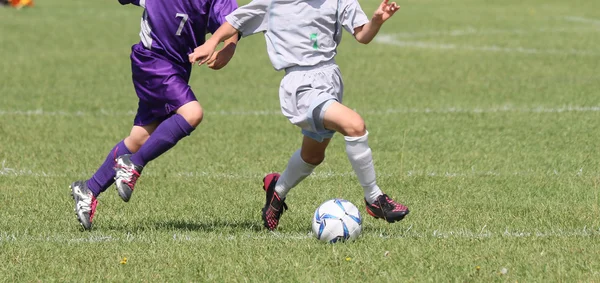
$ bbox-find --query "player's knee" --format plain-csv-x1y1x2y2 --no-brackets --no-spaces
342,118,366,137
185,109,203,128
303,154,325,166
301,151,325,166
178,103,204,127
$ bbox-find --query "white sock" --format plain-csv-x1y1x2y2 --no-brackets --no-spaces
274,149,316,198
345,131,383,204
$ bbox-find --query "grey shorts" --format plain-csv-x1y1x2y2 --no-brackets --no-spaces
279,60,344,142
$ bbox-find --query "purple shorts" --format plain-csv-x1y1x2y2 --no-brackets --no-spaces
130,43,196,126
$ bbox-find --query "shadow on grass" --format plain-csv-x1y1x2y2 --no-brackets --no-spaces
157,219,263,232
106,219,264,233
105,219,311,234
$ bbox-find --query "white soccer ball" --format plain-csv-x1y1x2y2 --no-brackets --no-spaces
312,199,362,243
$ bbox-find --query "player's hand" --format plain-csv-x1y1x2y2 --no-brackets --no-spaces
188,41,218,66
373,0,400,23
206,42,236,70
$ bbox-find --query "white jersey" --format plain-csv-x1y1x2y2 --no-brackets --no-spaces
225,0,369,71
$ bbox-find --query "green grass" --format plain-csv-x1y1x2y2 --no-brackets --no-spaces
1,0,600,281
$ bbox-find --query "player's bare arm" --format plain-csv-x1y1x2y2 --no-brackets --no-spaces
354,0,400,44
189,22,240,65
206,33,239,70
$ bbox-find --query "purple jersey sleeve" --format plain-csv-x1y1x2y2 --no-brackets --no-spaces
118,0,141,6
207,0,239,34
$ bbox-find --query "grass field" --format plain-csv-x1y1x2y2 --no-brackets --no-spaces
1,0,600,281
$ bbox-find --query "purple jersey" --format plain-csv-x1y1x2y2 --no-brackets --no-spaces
118,0,237,126
121,0,238,66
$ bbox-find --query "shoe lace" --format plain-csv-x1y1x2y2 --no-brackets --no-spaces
116,164,141,188
271,197,288,218
381,195,406,212
78,195,92,213
280,201,288,212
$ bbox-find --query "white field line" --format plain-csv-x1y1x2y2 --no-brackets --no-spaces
565,16,600,26
1,227,599,243
391,27,598,39
0,161,593,178
2,105,600,118
375,35,599,56
0,109,278,117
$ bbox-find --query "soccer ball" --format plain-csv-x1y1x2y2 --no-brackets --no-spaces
312,199,362,243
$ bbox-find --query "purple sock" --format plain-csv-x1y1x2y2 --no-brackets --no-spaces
130,114,195,167
86,140,132,197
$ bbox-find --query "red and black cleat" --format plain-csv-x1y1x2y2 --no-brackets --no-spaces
261,173,288,230
365,194,409,223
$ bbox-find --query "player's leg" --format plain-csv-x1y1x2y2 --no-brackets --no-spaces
115,101,200,202
128,100,201,166
275,136,330,198
70,121,159,230
112,122,162,202
88,122,158,196
322,102,409,223
114,44,199,202
128,101,201,167
72,140,129,231
262,136,330,230
124,122,160,153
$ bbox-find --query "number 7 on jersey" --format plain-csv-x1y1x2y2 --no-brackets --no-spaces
175,13,188,36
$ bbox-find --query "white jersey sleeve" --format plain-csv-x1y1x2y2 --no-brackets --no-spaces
339,0,370,35
225,0,270,37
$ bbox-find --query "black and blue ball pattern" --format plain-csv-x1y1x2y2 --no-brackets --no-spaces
312,199,362,243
